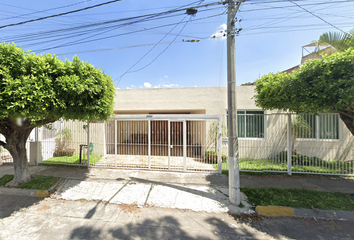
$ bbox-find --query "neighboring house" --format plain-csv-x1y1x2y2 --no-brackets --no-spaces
109,86,257,161
111,86,352,162
23,43,353,169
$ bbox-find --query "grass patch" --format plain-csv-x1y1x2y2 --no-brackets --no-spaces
241,187,354,211
0,175,14,186
43,154,101,165
215,157,354,175
19,176,60,190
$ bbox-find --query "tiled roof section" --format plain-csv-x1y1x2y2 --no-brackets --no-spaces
282,65,300,73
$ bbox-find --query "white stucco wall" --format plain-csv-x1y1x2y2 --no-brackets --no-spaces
114,86,258,115
112,86,353,162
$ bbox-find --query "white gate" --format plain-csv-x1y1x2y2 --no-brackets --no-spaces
93,114,223,173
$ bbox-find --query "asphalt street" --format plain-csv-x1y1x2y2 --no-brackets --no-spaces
1,194,354,240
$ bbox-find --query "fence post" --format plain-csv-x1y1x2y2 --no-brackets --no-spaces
183,120,187,171
148,119,151,169
103,122,106,158
168,120,171,170
87,122,90,168
115,120,117,168
217,116,222,174
287,114,292,175
35,127,39,165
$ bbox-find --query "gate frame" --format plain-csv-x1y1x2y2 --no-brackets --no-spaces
108,114,223,173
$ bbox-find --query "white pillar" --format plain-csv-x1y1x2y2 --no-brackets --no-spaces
287,114,292,175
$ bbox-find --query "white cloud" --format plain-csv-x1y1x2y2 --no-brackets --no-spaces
144,82,152,88
210,23,227,40
164,75,168,78
130,85,136,88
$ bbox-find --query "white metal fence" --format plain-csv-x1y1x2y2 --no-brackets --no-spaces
97,115,222,172
2,113,353,176
223,113,354,176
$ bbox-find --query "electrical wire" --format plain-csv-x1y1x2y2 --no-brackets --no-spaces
239,0,354,12
0,0,94,21
0,0,123,30
116,15,190,83
1,3,223,52
31,12,224,52
287,0,348,34
55,40,193,56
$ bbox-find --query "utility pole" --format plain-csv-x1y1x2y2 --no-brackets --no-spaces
227,0,242,205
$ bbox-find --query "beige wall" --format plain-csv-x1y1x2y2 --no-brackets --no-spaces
112,86,353,161
114,86,258,115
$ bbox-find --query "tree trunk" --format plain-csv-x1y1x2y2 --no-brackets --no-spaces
3,128,33,187
339,111,354,136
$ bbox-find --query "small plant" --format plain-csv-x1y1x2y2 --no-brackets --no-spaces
208,121,227,154
55,128,72,150
54,128,74,157
205,150,227,163
0,175,14,186
290,115,312,153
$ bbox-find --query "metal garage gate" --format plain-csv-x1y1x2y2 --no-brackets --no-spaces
93,114,223,173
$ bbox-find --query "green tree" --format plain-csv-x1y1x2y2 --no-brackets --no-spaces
317,28,354,52
0,43,115,186
254,48,354,136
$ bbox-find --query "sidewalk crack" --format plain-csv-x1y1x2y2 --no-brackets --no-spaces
107,180,131,203
144,183,154,207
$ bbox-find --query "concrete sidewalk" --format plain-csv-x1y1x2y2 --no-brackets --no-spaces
1,165,354,217
0,166,249,214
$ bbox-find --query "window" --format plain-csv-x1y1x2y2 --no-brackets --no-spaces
237,110,264,138
297,114,339,140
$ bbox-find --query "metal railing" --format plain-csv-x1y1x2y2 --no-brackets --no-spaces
223,113,354,176
3,113,352,176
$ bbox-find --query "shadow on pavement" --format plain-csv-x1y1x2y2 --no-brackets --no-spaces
129,176,234,207
70,215,264,240
249,217,354,240
0,194,44,219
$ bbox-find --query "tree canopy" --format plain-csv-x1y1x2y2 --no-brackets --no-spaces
317,28,354,52
0,43,115,124
254,48,354,135
0,43,115,185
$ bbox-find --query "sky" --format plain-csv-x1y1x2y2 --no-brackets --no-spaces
0,0,353,89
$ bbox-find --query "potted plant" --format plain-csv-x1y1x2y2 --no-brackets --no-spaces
205,150,228,164
54,128,75,157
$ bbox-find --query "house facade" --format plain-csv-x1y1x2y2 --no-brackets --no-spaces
111,86,352,163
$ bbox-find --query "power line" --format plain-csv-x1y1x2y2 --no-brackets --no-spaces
116,15,190,83
115,1,206,85
55,40,196,56
0,0,123,30
239,0,354,12
0,0,94,21
126,16,193,74
1,3,223,52
287,0,348,34
31,12,224,52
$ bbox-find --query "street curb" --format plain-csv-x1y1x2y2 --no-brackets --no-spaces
0,178,65,198
255,206,295,217
255,206,354,221
0,187,49,198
